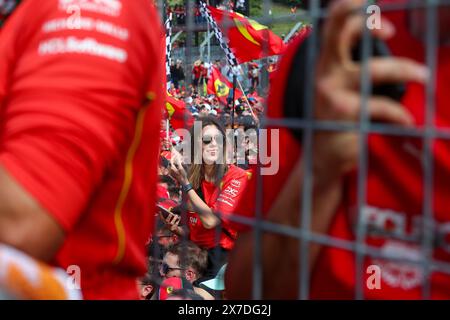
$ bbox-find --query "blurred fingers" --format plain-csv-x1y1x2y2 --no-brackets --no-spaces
369,57,429,84
326,90,414,126
338,15,396,66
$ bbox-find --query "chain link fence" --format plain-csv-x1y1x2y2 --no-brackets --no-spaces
157,0,450,300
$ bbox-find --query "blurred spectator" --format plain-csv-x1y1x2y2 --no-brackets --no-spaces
235,0,247,15
159,175,181,201
159,241,214,300
166,288,204,300
267,58,277,74
138,273,157,300
199,103,212,117
174,5,185,25
168,82,179,96
171,59,185,89
156,183,170,200
192,60,202,90
247,62,260,90
147,218,179,262
194,5,201,24
214,59,222,70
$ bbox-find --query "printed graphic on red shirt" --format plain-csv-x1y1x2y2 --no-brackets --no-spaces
0,0,165,299
188,165,250,250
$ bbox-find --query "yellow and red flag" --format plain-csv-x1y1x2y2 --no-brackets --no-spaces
207,6,286,64
165,93,194,130
207,66,243,105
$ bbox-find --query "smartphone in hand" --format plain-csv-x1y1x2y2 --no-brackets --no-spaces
157,204,174,220
352,38,406,102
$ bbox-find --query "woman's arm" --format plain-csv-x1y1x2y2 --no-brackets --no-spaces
169,153,221,230
185,189,221,229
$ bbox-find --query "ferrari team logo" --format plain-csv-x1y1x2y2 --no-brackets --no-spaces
214,79,229,97
233,12,267,47
166,286,174,295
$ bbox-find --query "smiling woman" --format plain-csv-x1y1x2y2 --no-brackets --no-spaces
167,116,251,279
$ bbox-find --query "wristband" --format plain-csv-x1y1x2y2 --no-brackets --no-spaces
182,183,193,194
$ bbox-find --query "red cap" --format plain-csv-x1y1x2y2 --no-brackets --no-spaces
158,277,193,300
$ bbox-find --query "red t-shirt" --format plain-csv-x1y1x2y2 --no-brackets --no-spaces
193,65,202,80
234,2,450,299
201,65,208,78
188,165,251,250
310,7,450,300
0,0,165,299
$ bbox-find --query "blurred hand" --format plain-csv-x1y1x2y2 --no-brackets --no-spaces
160,212,181,233
313,0,429,181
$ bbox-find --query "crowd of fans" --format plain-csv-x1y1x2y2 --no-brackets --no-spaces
166,0,246,26
3,0,446,302
138,55,275,300
170,58,277,97
166,4,207,26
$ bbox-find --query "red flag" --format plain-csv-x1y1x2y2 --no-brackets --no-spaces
166,93,194,130
207,6,286,64
207,66,243,106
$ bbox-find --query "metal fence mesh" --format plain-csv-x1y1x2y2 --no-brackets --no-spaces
157,0,450,300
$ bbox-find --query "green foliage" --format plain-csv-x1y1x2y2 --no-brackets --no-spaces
272,0,304,6
249,0,262,16
250,1,303,37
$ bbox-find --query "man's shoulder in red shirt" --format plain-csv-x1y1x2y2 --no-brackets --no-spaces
0,0,165,299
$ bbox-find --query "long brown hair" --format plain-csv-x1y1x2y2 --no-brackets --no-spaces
188,116,228,190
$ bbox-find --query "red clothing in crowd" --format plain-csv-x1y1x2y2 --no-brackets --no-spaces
168,86,180,97
188,165,250,250
201,65,208,79
0,0,164,299
193,65,202,80
235,2,450,299
157,185,170,200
